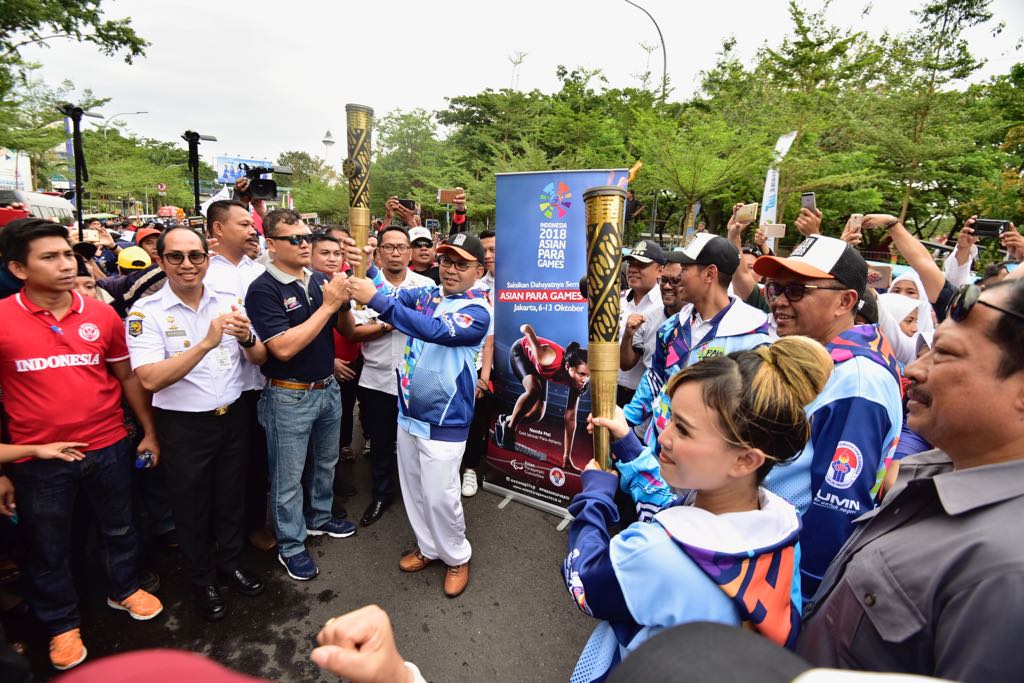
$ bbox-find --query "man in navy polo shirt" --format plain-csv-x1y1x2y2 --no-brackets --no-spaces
245,209,356,581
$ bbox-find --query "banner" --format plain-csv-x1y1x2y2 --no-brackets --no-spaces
214,156,273,185
486,169,628,511
0,148,33,191
760,131,798,250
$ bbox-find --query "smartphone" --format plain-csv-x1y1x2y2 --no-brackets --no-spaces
81,228,99,243
801,192,816,212
438,188,460,204
397,198,417,212
735,202,759,224
971,218,1009,239
867,264,893,290
763,223,786,238
849,213,864,232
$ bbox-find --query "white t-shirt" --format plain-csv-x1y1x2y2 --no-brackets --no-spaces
618,286,664,390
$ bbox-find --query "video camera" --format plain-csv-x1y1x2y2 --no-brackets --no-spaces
237,163,293,201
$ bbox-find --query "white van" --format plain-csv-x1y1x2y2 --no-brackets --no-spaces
0,190,76,226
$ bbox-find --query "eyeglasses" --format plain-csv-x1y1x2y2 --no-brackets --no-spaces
948,284,1024,324
269,234,315,246
765,281,849,302
439,255,474,272
663,276,683,287
162,250,208,265
379,243,411,254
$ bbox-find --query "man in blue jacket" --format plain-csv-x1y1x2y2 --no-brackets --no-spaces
753,235,903,601
348,232,491,598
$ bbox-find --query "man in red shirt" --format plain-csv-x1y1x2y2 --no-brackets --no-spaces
0,219,163,671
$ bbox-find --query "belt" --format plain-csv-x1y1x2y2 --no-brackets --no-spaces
270,377,333,391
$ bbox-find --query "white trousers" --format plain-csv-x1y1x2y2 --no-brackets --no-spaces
396,427,472,566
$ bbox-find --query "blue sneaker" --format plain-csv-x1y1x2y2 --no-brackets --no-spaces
307,517,357,538
278,550,319,581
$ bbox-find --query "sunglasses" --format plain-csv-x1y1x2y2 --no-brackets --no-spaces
270,234,315,246
765,281,849,302
948,284,1024,324
162,250,208,266
438,255,474,272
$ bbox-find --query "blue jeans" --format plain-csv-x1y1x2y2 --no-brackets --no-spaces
259,379,341,558
10,437,139,636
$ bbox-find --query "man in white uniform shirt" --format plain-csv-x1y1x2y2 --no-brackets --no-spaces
127,226,269,622
202,200,276,552
617,239,665,406
338,225,433,527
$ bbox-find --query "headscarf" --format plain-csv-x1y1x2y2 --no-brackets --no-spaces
889,269,936,340
878,293,919,337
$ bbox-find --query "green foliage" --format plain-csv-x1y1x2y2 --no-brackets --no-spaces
0,0,147,100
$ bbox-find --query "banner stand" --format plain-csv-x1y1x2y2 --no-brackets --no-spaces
481,480,573,531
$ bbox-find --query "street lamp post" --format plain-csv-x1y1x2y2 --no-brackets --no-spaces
93,111,148,139
624,0,667,100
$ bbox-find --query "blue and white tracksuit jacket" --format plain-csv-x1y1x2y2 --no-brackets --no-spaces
368,266,491,442
614,325,903,603
623,298,772,429
563,469,802,682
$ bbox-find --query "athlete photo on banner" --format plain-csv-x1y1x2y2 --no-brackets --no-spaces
488,169,628,509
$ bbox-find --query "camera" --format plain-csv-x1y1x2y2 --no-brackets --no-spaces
237,163,293,201
971,218,1010,240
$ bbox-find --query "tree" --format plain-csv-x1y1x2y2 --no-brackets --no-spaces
276,150,329,185
0,0,147,100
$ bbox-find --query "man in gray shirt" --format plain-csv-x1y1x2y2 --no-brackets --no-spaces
796,279,1024,683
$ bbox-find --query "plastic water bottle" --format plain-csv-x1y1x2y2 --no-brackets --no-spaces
134,450,155,470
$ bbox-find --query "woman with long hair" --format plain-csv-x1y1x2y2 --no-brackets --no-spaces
563,336,833,682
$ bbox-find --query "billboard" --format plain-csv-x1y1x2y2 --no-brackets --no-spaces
214,156,273,185
486,169,629,512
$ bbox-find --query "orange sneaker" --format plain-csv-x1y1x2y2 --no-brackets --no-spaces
50,628,87,670
107,589,163,620
444,562,470,598
399,549,435,572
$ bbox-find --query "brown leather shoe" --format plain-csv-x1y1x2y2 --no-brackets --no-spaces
248,529,277,552
443,562,470,597
399,550,435,573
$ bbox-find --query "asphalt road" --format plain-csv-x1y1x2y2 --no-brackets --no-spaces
11,434,595,682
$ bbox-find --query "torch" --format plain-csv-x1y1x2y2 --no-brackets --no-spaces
583,186,625,470
342,104,374,278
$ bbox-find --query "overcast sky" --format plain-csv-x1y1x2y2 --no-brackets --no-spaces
22,0,1024,168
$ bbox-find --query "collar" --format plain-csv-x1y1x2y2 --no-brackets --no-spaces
266,262,313,287
154,283,217,312
15,289,84,316
626,286,661,305
929,453,1024,515
211,253,257,269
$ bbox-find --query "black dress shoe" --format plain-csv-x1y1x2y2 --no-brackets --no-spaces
194,584,226,621
360,499,388,527
219,567,264,597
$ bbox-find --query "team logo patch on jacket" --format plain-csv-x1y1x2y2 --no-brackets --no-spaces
453,313,474,329
825,441,863,489
127,319,143,337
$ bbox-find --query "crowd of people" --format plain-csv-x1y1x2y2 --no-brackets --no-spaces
0,180,1021,683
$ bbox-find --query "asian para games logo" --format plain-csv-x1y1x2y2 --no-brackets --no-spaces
539,181,572,219
825,441,863,489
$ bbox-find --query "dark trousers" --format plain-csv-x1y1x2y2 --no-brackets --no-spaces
338,357,362,449
616,385,636,408
10,436,140,636
464,389,495,471
359,386,399,503
241,389,270,533
156,402,248,586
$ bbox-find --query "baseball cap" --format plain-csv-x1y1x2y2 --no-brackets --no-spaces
408,226,432,245
436,232,484,263
117,246,152,270
676,233,740,275
625,239,667,265
74,253,91,277
753,235,867,299
135,227,161,245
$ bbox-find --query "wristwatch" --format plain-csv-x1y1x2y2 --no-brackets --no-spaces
239,331,257,348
